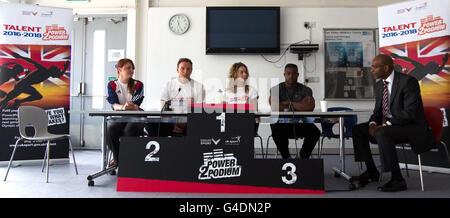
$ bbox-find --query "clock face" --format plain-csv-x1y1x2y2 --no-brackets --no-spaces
169,14,190,35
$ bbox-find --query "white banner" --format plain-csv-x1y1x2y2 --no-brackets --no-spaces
0,2,72,45
378,0,450,47
0,3,73,163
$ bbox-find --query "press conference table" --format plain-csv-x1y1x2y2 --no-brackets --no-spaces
70,109,370,187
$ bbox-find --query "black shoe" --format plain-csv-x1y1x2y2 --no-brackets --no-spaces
349,170,380,183
377,179,407,192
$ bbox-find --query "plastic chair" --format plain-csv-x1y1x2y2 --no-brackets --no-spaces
398,107,450,191
265,117,315,159
3,106,78,183
317,107,357,158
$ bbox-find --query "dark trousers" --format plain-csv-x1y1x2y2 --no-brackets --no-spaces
352,122,412,172
270,123,320,159
145,123,174,137
106,122,144,164
145,122,189,137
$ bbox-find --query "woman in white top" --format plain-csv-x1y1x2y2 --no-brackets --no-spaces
106,58,144,166
224,62,259,135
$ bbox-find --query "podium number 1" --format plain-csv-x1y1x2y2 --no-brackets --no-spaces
216,113,225,133
282,163,297,185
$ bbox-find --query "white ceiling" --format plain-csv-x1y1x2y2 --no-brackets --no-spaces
17,0,411,9
149,0,410,8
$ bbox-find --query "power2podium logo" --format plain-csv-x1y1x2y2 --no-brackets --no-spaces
42,24,69,41
198,149,242,180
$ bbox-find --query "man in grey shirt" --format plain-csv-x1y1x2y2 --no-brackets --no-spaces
269,64,321,159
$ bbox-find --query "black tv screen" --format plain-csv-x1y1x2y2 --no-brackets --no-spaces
206,7,280,54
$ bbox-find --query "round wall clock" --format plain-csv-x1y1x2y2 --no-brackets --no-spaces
169,14,190,35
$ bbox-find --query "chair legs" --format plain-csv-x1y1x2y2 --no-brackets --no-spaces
293,139,299,159
266,135,304,159
401,144,410,177
254,136,264,159
3,138,23,182
4,137,78,183
401,144,426,191
68,136,78,175
41,145,48,173
45,140,50,183
440,141,450,168
266,136,272,159
418,154,424,191
318,137,325,159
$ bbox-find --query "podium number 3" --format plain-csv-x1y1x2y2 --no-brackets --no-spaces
282,163,297,185
145,141,160,162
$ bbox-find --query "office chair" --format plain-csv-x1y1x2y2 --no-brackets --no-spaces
265,117,315,159
317,107,357,159
397,107,450,191
4,106,78,183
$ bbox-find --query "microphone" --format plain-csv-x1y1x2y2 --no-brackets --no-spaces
285,87,299,159
158,88,181,137
162,88,182,112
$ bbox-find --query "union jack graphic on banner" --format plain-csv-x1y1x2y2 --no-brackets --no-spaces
380,35,450,108
0,44,71,109
0,44,71,85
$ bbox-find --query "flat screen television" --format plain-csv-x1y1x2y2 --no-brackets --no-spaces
206,7,280,54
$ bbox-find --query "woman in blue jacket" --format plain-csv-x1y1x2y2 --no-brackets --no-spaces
106,58,144,166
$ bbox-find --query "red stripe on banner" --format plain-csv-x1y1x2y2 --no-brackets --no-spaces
420,38,447,56
43,47,66,59
189,103,255,111
117,178,325,194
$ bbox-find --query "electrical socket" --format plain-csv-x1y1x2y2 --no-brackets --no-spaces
304,21,316,29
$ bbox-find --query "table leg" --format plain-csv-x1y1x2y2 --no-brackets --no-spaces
332,117,352,181
101,116,107,170
339,117,345,172
87,115,117,187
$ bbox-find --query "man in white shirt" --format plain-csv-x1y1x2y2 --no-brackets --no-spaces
160,58,205,136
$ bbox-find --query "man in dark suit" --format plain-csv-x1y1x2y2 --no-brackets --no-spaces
351,54,436,192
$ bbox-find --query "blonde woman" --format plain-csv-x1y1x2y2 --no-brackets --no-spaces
224,62,259,135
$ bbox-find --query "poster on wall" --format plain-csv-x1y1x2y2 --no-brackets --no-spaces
378,0,450,169
0,3,73,163
324,28,378,99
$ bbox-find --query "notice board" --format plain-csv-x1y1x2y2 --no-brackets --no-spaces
324,28,378,100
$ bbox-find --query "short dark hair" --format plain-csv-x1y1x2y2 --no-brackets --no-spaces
177,58,193,68
284,63,298,72
375,54,394,71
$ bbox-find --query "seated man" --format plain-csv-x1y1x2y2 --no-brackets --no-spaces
269,63,320,159
351,54,436,192
156,58,205,137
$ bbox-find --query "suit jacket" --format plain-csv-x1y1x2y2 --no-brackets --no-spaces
369,71,435,153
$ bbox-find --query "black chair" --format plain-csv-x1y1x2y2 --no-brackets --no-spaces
317,107,357,158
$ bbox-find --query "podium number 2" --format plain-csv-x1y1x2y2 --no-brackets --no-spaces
282,163,297,185
216,113,225,133
145,141,160,162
